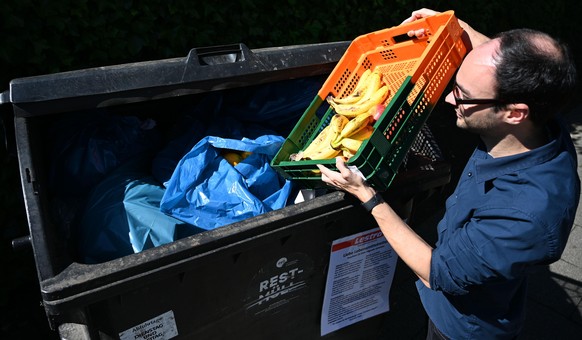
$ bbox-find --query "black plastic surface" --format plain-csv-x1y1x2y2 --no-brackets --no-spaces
6,42,350,117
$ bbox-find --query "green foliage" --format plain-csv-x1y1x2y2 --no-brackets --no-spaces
0,0,416,85
0,0,581,90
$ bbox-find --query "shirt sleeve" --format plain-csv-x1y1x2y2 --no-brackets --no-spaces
429,207,551,295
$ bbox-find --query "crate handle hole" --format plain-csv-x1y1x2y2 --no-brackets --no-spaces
392,33,423,44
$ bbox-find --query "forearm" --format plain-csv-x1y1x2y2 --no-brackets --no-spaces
457,18,490,49
369,200,433,287
317,158,434,286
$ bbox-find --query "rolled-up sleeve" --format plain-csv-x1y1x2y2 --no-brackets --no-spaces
430,207,550,295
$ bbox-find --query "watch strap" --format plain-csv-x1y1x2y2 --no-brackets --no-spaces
361,192,384,212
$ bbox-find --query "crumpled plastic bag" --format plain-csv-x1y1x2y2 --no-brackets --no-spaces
160,134,292,230
151,116,208,185
77,157,204,264
151,116,277,185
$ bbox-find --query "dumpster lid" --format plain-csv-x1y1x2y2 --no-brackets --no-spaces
5,42,350,117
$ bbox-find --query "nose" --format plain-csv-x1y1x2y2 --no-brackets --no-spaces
444,90,456,106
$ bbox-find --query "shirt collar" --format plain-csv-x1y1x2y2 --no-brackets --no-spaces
473,121,563,184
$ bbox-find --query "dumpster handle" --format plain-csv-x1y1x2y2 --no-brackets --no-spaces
12,235,32,252
185,43,254,66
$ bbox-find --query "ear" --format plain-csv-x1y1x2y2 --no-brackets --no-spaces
503,103,530,125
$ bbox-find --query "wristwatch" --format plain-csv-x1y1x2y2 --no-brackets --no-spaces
361,192,385,212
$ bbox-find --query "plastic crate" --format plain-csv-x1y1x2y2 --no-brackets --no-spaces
271,11,467,191
401,124,443,170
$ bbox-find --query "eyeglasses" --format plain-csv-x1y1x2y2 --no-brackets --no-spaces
452,82,507,106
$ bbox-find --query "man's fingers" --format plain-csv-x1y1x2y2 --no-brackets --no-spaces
401,11,425,24
401,8,440,26
334,156,346,169
334,157,352,177
317,164,331,180
317,163,340,185
401,12,423,25
406,29,426,38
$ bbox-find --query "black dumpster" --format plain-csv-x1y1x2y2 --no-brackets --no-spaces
2,41,451,339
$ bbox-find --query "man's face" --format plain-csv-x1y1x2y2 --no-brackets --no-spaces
444,40,504,134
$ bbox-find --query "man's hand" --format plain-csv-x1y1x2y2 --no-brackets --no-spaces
401,8,440,38
401,7,490,49
317,157,376,203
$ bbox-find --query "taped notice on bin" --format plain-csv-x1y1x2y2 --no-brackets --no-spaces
321,227,398,336
119,310,178,340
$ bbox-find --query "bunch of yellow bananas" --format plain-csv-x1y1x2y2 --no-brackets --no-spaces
290,69,388,162
326,69,389,118
290,114,347,161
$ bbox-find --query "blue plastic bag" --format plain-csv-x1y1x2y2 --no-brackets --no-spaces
160,134,292,230
151,117,208,184
78,157,204,264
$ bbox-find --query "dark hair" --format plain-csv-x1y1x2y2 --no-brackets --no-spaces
493,28,577,124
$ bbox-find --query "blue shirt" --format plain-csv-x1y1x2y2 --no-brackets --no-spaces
416,119,580,339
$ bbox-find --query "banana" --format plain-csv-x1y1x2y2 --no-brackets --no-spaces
342,149,356,160
327,70,387,115
328,114,350,143
327,71,380,111
328,69,372,105
306,144,341,160
349,125,374,141
340,137,364,153
292,114,348,161
352,70,382,104
331,111,374,148
329,85,389,118
291,125,331,160
291,70,385,162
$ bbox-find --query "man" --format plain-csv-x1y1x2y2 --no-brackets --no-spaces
318,8,579,339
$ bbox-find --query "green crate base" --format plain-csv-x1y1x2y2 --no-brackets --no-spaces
274,78,437,191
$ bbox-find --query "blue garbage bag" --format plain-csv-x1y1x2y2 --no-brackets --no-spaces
78,157,204,264
151,116,278,185
151,117,208,185
160,134,293,230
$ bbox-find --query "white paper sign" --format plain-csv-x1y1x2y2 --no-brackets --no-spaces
321,228,398,336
